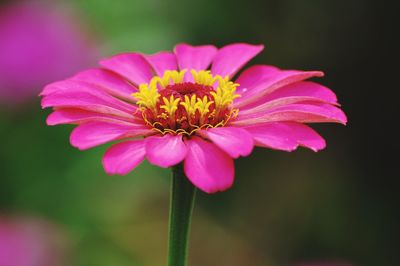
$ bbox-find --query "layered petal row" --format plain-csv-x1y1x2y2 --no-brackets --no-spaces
41,43,346,194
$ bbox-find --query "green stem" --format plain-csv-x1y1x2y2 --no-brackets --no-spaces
168,163,196,266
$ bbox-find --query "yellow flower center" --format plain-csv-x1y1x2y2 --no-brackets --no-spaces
132,69,240,135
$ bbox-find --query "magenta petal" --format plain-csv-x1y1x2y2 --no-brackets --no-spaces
99,53,153,85
41,80,136,118
244,122,326,152
198,127,254,158
102,139,146,175
240,81,339,112
70,121,152,150
286,122,326,151
266,81,338,104
145,134,187,168
71,68,137,101
234,65,324,108
235,65,280,95
184,137,234,193
42,94,132,119
244,122,298,151
46,108,140,126
234,103,347,125
211,43,264,78
41,80,136,110
174,43,217,71
145,51,178,76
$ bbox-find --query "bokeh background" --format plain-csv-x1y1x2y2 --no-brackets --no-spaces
0,0,397,265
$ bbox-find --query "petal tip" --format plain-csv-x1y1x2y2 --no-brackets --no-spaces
145,135,187,168
309,142,327,152
102,160,126,176
256,43,265,51
69,127,89,151
45,114,56,126
201,183,234,194
184,137,235,194
336,110,348,125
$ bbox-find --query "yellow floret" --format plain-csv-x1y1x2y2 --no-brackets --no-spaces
180,95,197,116
133,67,241,135
132,84,160,110
159,70,187,87
211,77,240,109
160,95,180,116
195,96,214,117
191,70,218,86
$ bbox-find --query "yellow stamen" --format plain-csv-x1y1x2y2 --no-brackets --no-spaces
158,70,187,87
160,95,180,116
191,70,218,86
210,77,240,109
195,96,213,116
133,69,241,135
195,96,214,124
132,84,160,111
180,95,197,116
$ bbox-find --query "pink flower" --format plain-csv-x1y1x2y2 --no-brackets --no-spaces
0,2,93,104
41,43,347,193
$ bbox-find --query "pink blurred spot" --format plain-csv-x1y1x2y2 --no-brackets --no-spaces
0,215,68,266
0,2,95,104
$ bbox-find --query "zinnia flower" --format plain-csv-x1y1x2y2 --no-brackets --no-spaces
41,43,346,193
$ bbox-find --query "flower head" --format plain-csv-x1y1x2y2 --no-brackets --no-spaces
132,69,239,135
41,43,347,193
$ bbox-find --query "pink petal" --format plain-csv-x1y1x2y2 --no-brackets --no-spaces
174,43,217,71
70,121,153,150
240,81,338,112
46,108,142,126
234,65,324,108
244,122,326,152
145,134,187,168
240,97,330,114
244,122,298,151
71,68,137,101
145,51,178,76
233,103,347,126
287,122,326,151
102,139,146,175
266,81,338,104
99,53,153,85
184,137,234,193
235,65,280,95
41,80,136,118
211,43,264,78
41,80,136,110
198,127,254,158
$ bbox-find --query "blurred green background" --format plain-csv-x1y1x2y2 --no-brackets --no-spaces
0,0,397,265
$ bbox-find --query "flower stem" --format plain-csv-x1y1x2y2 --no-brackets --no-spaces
168,163,196,266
